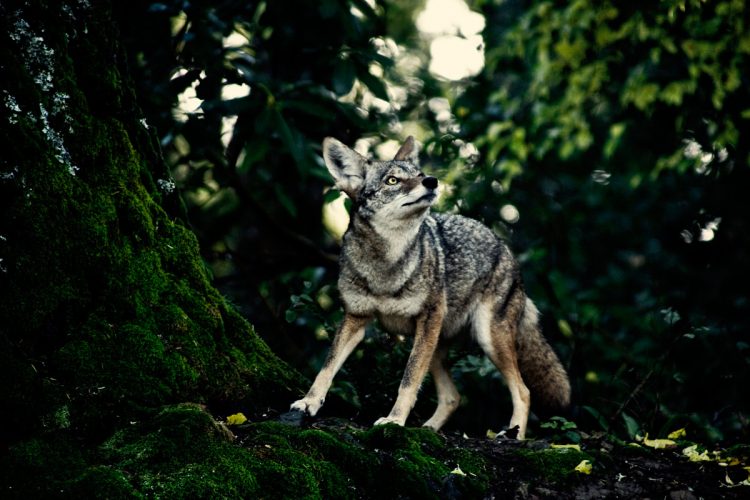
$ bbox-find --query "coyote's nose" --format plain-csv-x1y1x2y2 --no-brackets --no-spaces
422,176,438,190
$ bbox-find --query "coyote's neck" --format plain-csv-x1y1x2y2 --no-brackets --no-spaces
346,212,424,264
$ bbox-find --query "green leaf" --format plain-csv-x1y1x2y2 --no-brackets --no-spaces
239,139,269,172
660,308,680,325
358,71,389,101
285,309,297,323
622,412,641,439
581,405,609,431
350,0,379,21
561,420,578,430
274,184,298,217
332,59,356,95
272,109,308,176
565,430,582,443
282,99,336,119
323,189,343,204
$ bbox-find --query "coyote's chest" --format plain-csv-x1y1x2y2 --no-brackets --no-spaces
342,286,428,316
338,259,438,335
338,215,444,331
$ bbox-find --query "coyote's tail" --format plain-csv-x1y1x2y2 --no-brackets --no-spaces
517,299,571,414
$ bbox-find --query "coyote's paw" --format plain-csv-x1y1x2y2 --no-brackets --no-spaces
290,397,324,416
421,419,441,431
373,416,405,427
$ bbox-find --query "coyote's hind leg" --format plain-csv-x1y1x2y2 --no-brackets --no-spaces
474,298,531,439
422,345,460,431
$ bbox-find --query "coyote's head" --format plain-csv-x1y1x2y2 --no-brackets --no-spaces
322,137,439,226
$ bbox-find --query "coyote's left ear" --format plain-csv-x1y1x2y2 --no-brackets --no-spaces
393,136,419,164
323,138,368,199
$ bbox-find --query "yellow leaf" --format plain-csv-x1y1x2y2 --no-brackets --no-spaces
226,413,248,426
667,428,687,439
642,434,677,449
574,459,592,474
718,457,741,467
486,429,498,439
451,466,467,476
551,443,582,452
682,445,711,462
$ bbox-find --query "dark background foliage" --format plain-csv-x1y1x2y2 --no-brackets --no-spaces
118,0,749,443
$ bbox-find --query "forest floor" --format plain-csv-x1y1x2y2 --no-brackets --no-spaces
433,430,750,499
244,413,750,499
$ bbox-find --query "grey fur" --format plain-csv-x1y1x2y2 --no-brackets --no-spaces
291,137,571,438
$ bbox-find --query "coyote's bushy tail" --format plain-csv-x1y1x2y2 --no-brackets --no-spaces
517,299,571,414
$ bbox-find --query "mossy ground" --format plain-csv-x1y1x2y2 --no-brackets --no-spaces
6,406,747,499
2,405,488,498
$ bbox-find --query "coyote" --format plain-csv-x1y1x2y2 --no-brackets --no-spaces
291,136,570,439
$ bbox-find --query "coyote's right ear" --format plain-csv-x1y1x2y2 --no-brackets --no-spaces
323,138,367,199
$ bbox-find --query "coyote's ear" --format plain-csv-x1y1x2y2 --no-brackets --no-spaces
323,138,367,198
393,136,419,164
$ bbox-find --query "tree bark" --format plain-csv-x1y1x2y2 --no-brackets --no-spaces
0,0,302,445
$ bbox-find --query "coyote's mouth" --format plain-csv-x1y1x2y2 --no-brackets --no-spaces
402,192,436,207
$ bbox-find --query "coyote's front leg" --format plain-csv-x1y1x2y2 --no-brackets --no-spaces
291,314,370,416
374,298,446,426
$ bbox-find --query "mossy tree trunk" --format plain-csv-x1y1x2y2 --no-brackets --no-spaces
0,0,302,447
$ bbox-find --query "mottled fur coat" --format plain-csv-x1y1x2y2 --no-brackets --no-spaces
291,137,570,439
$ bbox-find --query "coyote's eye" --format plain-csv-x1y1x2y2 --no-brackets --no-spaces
385,176,399,185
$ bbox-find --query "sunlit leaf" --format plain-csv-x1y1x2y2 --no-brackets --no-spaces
226,413,247,426
667,428,687,440
557,319,573,338
642,434,677,449
682,444,711,462
574,459,592,474
450,466,467,476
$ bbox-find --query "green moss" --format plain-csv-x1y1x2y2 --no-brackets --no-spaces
358,424,450,498
239,422,337,498
448,447,491,493
68,466,142,499
2,404,494,499
360,421,445,450
1,434,89,497
514,446,593,483
98,404,261,497
242,421,476,499
97,405,359,499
